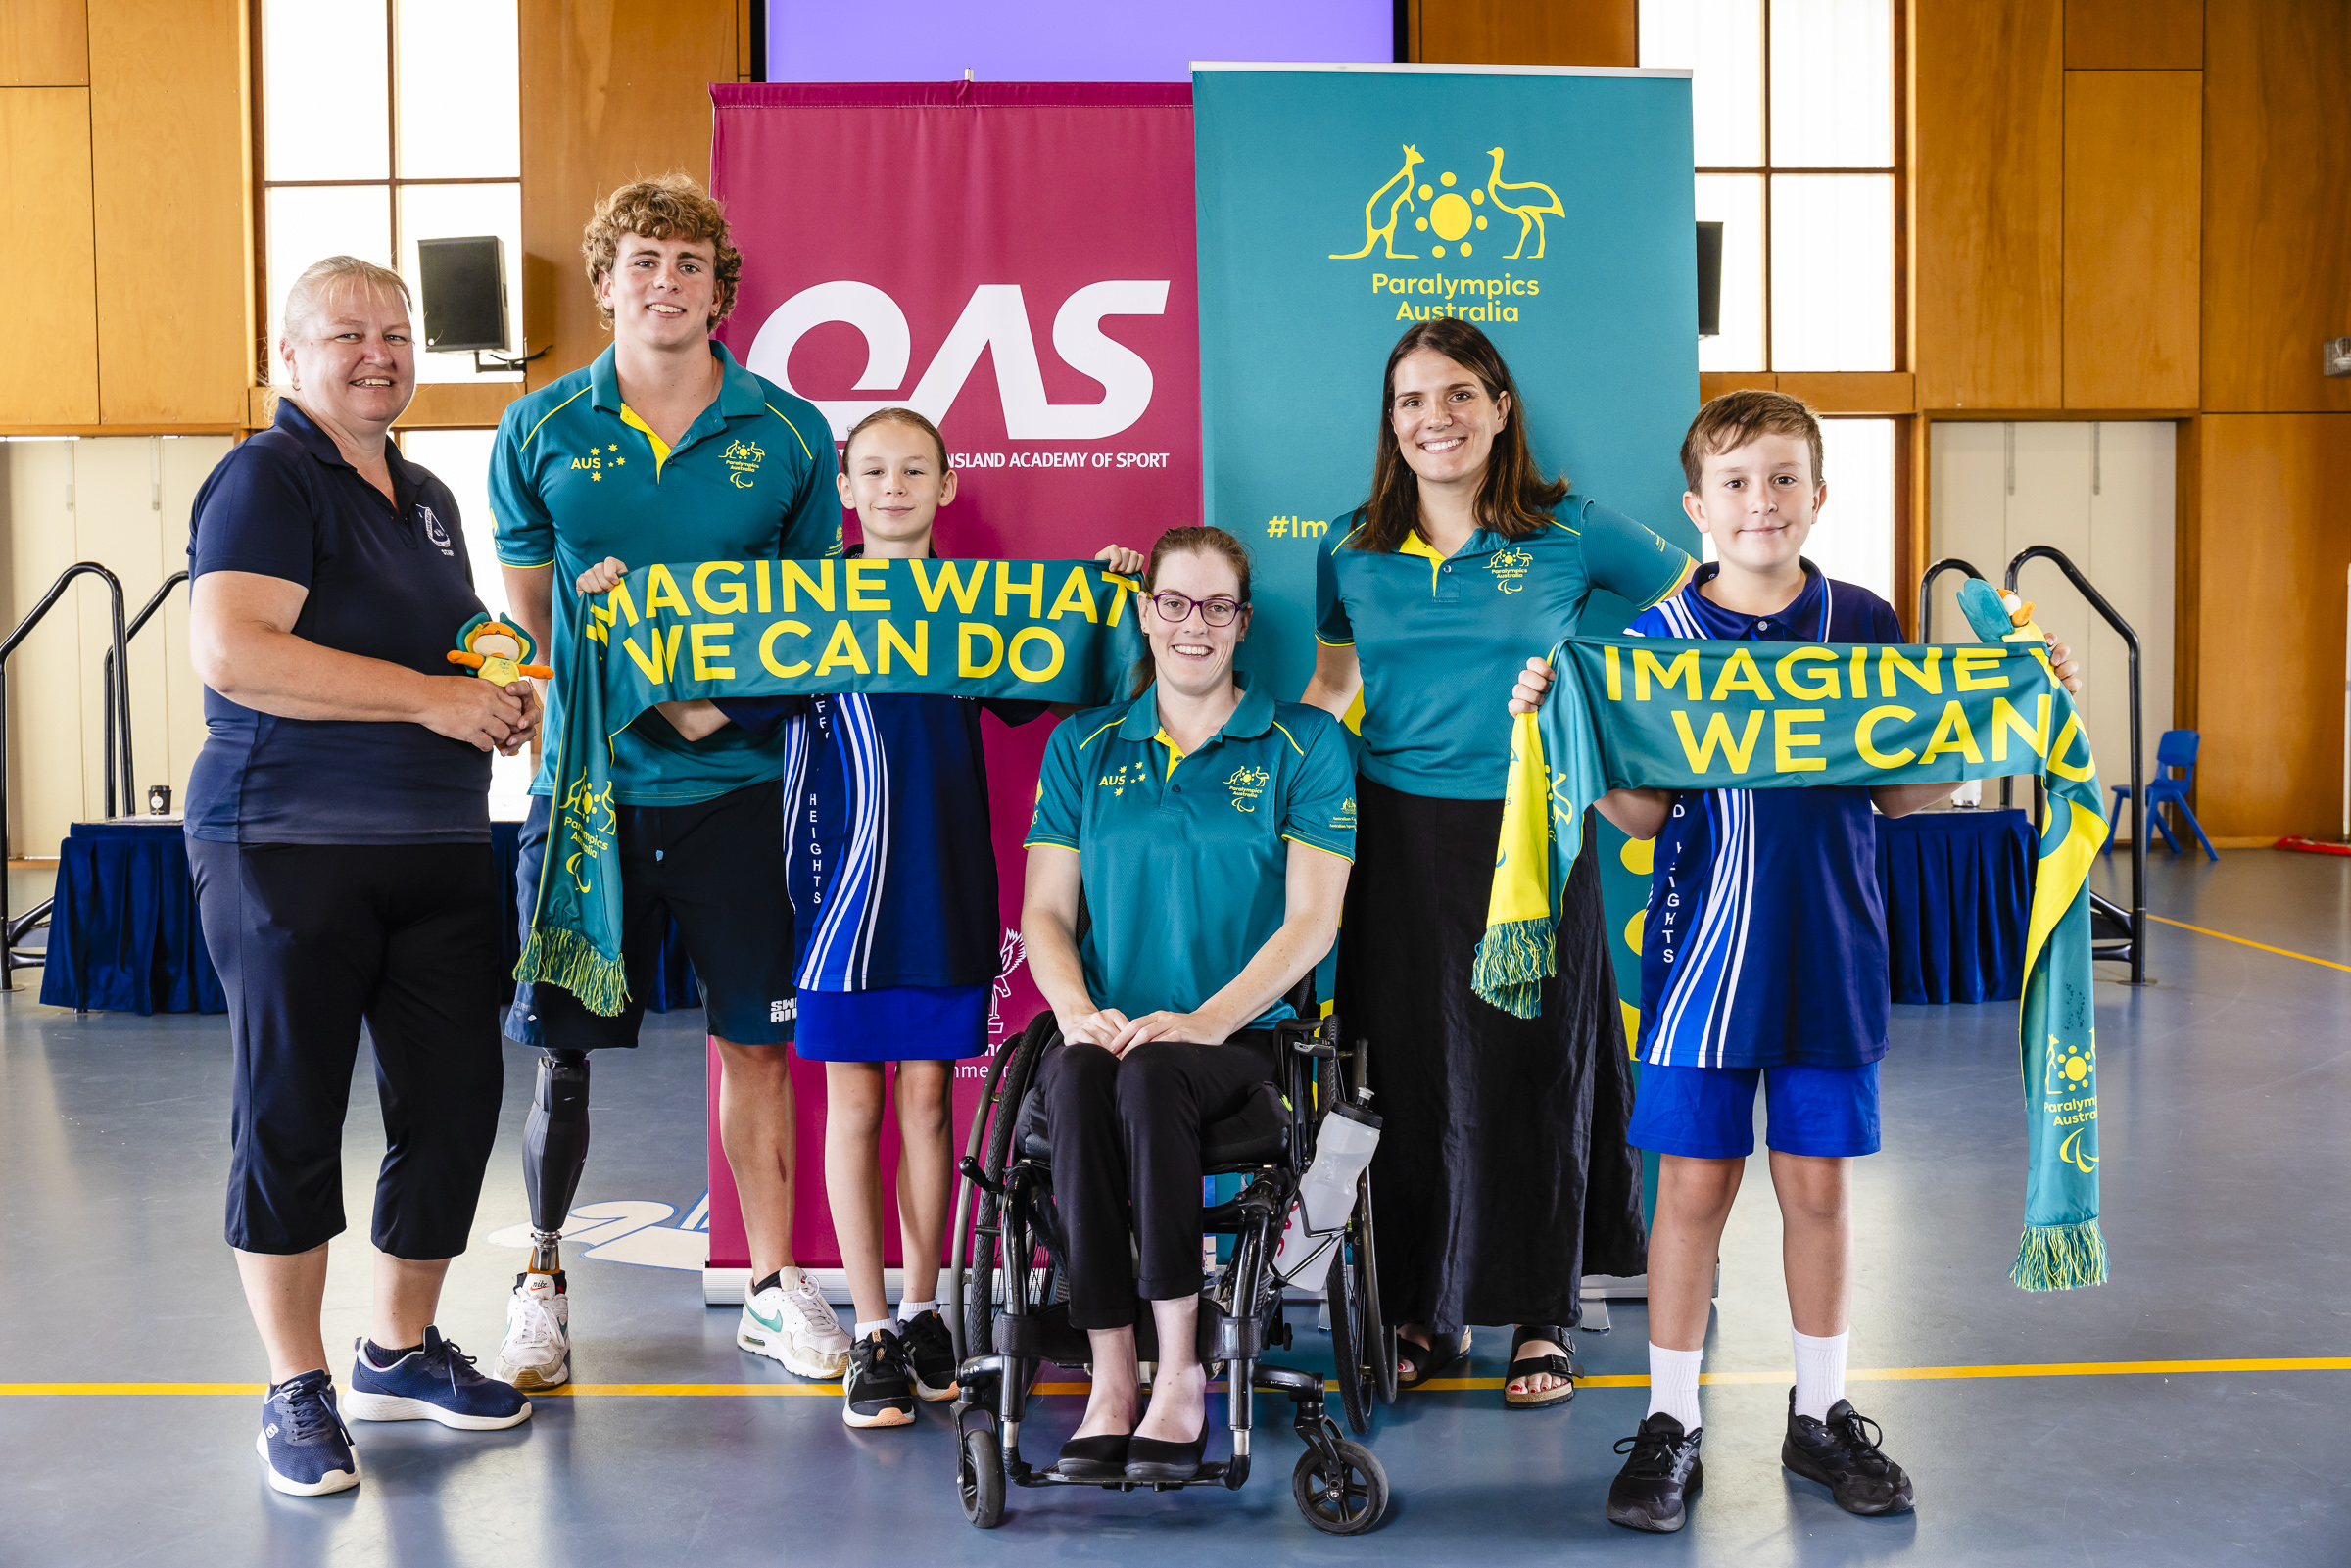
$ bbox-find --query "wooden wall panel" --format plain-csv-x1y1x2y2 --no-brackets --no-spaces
2063,71,2198,409
86,0,249,425
1410,0,1637,68
2203,1,2351,415
2194,413,2351,837
520,0,744,391
0,0,89,84
1912,0,2064,412
0,89,100,425
2063,0,2199,70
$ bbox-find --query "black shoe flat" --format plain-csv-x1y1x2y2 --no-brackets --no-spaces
1607,1411,1704,1533
1782,1389,1915,1516
1505,1323,1581,1409
1124,1427,1208,1482
1394,1328,1471,1390
1057,1433,1130,1480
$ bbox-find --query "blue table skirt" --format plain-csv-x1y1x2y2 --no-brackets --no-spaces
1876,808,2036,1005
40,821,697,1018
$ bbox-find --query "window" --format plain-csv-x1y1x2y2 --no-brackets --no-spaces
1641,0,1898,372
256,0,522,386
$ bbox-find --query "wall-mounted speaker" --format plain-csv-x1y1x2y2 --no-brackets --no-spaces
1696,221,1723,340
417,235,508,354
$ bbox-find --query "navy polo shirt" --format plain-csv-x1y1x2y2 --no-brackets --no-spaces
1316,496,1693,800
1025,679,1356,1024
1628,563,1905,1069
185,400,491,844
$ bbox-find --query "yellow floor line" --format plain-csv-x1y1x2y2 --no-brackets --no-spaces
2147,914,2351,974
6,1357,2344,1398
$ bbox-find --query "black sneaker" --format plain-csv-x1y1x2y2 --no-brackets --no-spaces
1782,1390,1915,1515
897,1308,959,1402
1607,1411,1703,1532
841,1329,916,1429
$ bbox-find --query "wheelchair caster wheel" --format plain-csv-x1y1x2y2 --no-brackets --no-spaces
959,1428,1004,1528
1292,1440,1388,1535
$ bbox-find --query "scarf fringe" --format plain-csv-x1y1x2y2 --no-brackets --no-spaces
514,926,630,1019
1471,919,1556,1020
2010,1219,2108,1292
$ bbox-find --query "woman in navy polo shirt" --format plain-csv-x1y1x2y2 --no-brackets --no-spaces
1023,526,1356,1484
185,257,538,1497
1301,318,1696,1408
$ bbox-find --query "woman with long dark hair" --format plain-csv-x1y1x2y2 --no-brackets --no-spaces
1301,318,1694,1407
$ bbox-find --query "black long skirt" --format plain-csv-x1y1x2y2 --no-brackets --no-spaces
1338,777,1648,1335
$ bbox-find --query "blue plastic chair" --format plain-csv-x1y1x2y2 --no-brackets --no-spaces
2106,730,2217,861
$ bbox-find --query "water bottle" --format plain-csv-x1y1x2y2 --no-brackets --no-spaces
1272,1098,1382,1281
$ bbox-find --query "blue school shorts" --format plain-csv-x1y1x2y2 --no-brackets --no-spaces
1627,1060,1881,1160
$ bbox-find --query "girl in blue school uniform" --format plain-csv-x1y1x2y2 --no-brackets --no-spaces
634,407,1143,1428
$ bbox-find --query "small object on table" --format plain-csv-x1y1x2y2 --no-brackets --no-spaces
146,784,172,816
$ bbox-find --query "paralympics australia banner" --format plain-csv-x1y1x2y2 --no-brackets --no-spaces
517,557,1142,1017
1476,636,2109,1293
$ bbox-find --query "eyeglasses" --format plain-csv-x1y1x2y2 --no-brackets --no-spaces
1146,591,1247,628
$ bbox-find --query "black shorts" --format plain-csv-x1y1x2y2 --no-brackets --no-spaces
505,779,795,1051
188,837,505,1258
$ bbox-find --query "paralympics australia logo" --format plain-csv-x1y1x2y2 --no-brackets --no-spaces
723,439,764,489
1328,143,1563,324
1225,764,1271,813
2044,1028,2098,1173
1489,546,1533,594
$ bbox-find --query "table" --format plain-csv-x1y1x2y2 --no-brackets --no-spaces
39,820,697,1017
1876,807,2037,1004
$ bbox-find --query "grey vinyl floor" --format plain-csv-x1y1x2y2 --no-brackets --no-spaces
1,847,2345,1566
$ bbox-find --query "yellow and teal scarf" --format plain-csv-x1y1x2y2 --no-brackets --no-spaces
517,556,1141,1019
1474,612,2108,1292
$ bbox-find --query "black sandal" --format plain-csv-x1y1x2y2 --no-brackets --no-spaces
1504,1324,1581,1409
1394,1328,1471,1390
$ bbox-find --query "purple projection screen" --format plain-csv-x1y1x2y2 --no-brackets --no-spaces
766,0,1393,83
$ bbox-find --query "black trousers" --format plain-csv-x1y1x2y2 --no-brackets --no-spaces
190,838,505,1258
1034,1033,1277,1330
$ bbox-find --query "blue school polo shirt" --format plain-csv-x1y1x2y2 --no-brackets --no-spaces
1630,563,1906,1069
184,400,491,844
1316,496,1692,800
1025,679,1356,1024
489,341,840,807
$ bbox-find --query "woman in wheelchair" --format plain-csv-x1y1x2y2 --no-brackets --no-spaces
1020,526,1358,1483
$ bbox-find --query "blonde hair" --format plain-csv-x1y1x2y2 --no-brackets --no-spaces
281,256,412,344
582,173,743,330
843,406,949,471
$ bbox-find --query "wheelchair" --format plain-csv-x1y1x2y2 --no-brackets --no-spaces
942,1000,1397,1534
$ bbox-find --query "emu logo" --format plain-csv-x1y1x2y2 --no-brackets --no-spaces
1329,144,1564,262
747,280,1170,443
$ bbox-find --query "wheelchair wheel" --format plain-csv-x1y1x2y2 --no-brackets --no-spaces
959,1427,1004,1529
1292,1440,1389,1535
1317,1052,1395,1409
1324,1239,1373,1436
964,1013,1051,1360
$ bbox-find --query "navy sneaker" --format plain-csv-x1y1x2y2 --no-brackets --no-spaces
345,1327,533,1430
257,1370,360,1496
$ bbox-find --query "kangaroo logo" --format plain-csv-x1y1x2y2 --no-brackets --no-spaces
1330,145,1425,260
1484,147,1565,260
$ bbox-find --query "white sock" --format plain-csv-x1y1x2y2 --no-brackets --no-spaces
1792,1328,1848,1422
854,1318,894,1342
1647,1343,1703,1432
895,1298,939,1322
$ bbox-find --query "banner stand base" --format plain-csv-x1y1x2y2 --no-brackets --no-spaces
704,1266,911,1307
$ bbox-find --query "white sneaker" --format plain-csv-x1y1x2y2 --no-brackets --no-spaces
493,1271,570,1390
737,1268,850,1378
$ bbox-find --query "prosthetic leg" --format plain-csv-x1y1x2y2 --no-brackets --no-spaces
525,1050,592,1272
496,1050,591,1390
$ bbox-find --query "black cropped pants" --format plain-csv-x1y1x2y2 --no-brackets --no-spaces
1033,1032,1276,1330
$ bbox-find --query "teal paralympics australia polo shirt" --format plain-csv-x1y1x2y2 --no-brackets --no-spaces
490,341,841,806
1315,497,1694,800
1025,678,1357,1028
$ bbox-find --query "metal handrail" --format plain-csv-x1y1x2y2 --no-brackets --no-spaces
0,562,133,984
2006,546,2147,985
100,571,187,819
1916,556,1987,644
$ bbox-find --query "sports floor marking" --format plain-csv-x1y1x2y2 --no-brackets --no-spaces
7,1358,2345,1398
2148,913,2351,974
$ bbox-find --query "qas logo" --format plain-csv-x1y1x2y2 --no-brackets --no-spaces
747,280,1170,442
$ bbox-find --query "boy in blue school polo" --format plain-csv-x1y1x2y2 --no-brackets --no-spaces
1516,392,2082,1533
486,175,847,1391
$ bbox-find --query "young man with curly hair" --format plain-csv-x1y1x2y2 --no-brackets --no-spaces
486,174,849,1389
